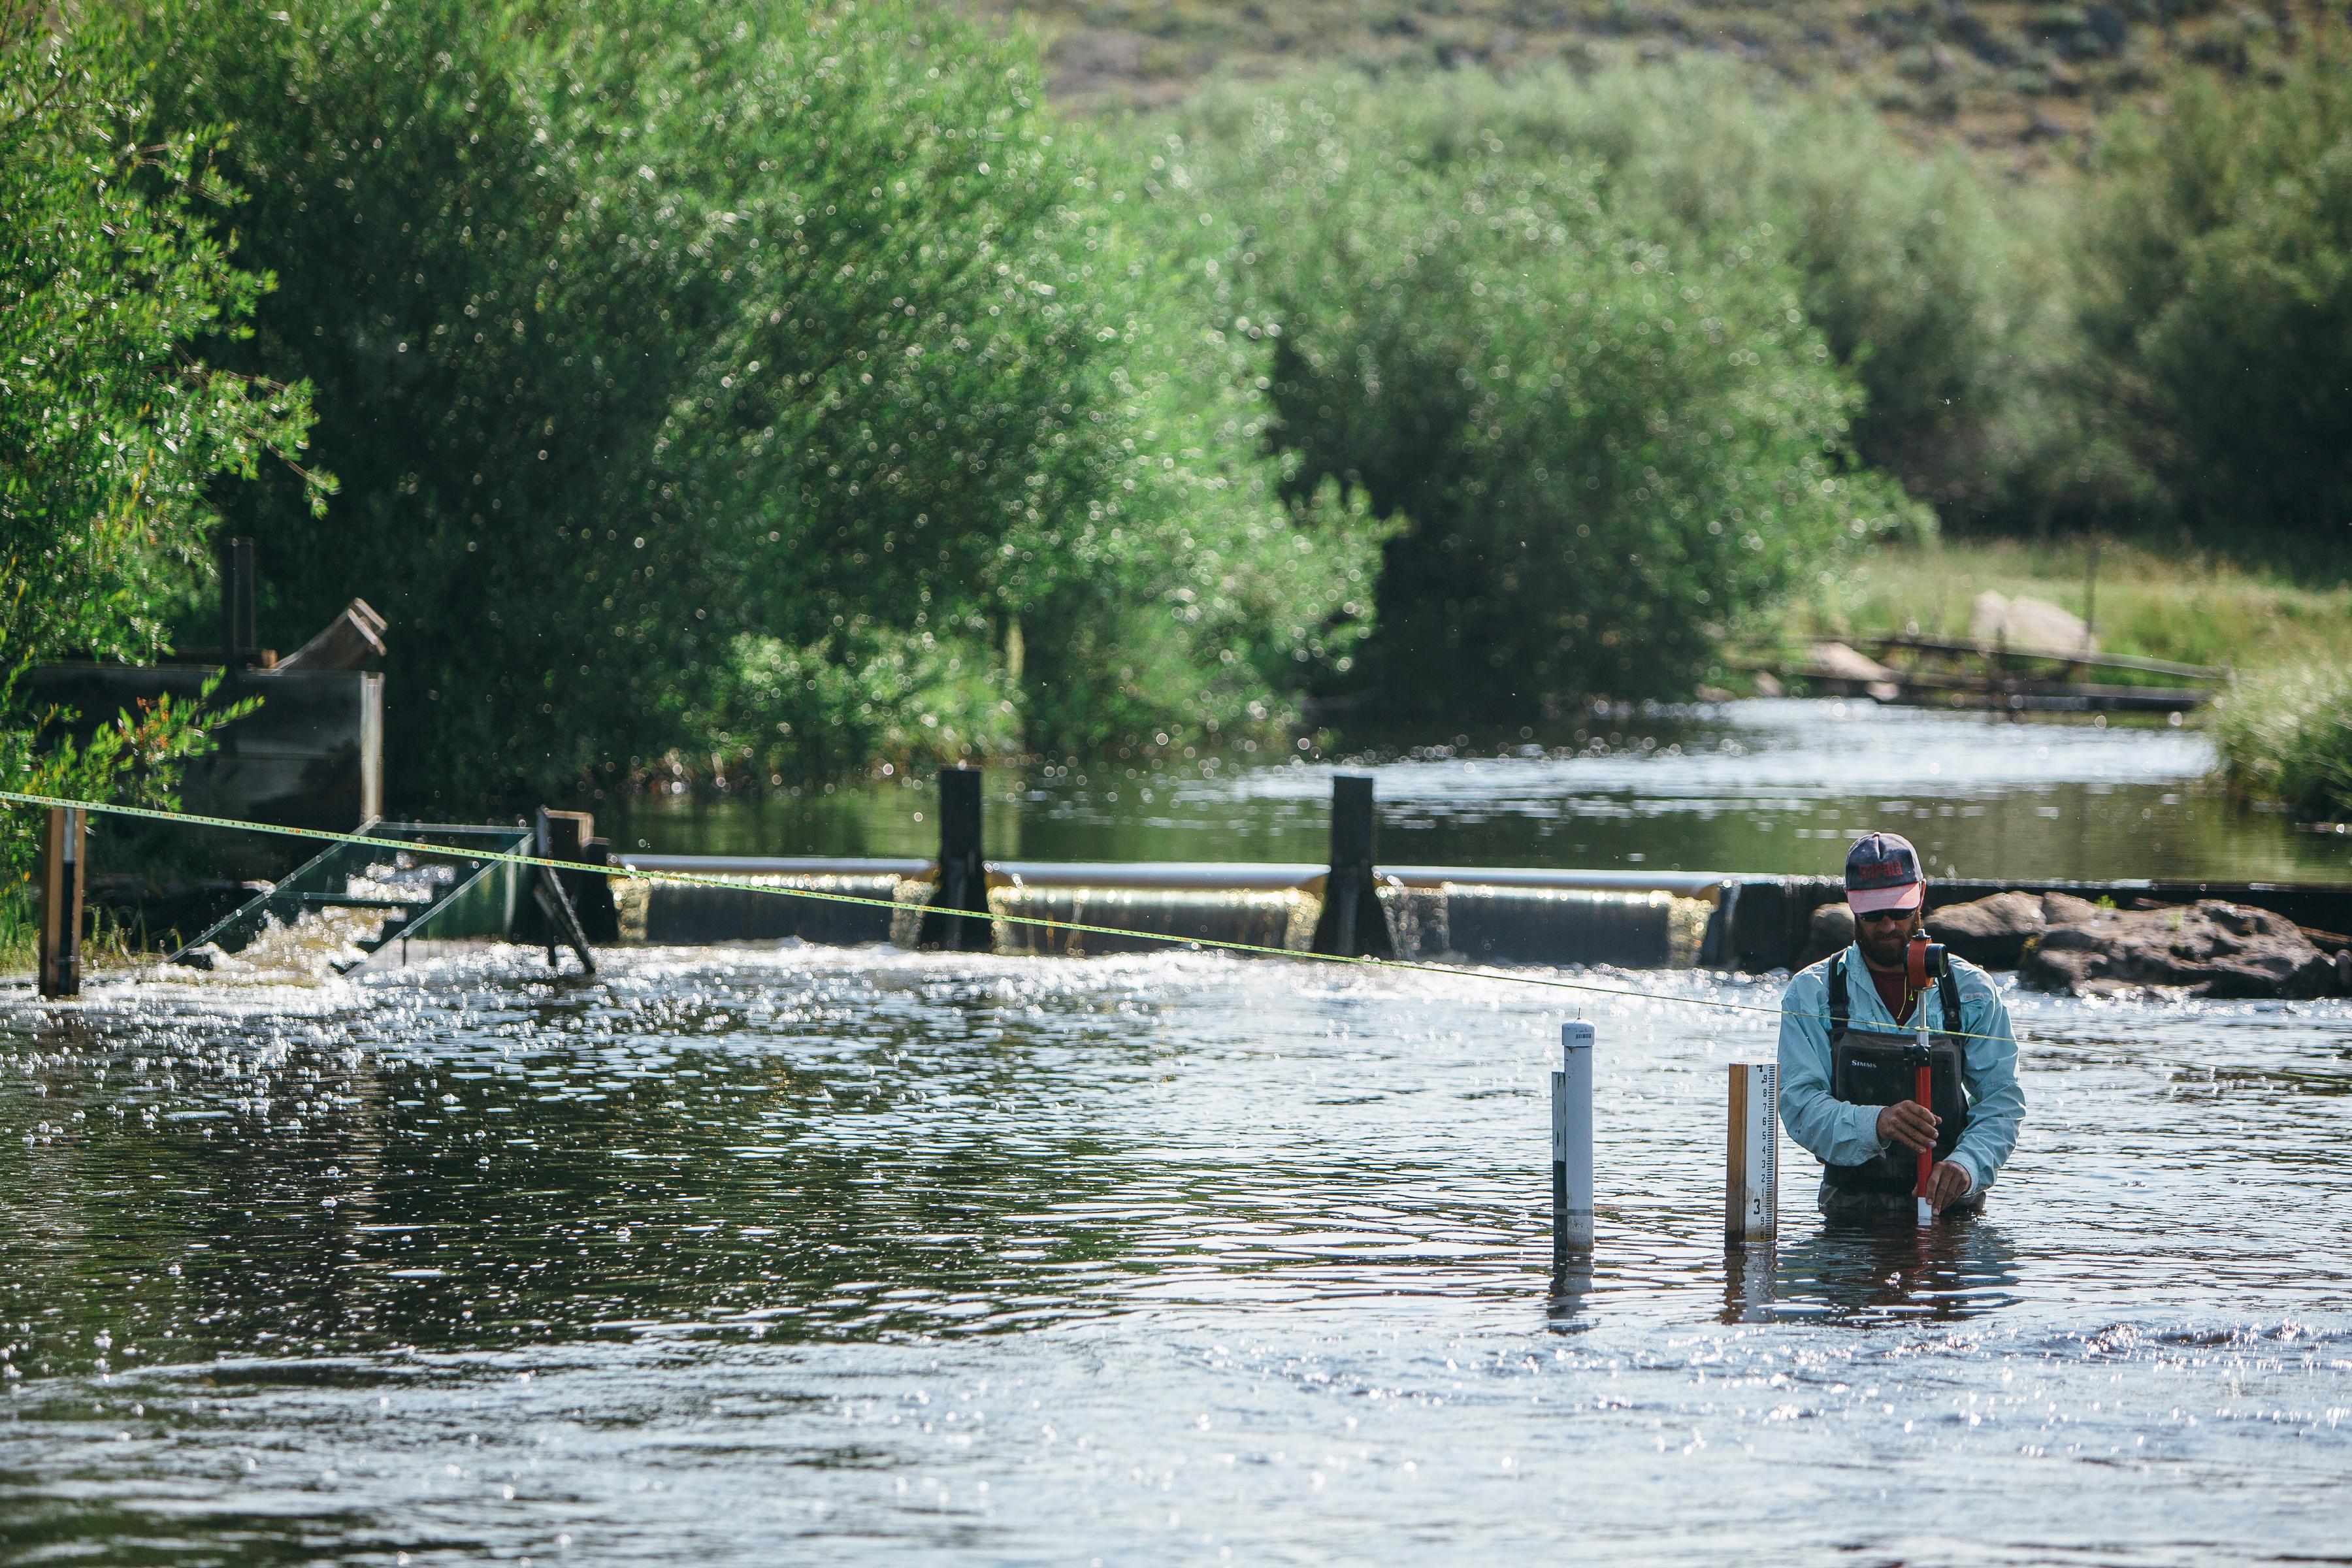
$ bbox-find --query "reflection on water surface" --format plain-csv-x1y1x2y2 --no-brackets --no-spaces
608,700,2352,885
3,944,2348,1563
12,706,2352,1562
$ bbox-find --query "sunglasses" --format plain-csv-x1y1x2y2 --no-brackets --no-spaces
1854,906,1919,926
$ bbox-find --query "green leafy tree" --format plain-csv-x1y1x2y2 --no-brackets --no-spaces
2078,57,2352,546
140,0,1382,802
0,1,321,947
1164,65,2100,536
1139,78,1927,713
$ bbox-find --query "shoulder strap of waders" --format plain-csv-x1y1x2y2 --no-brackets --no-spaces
1938,954,1963,1037
1826,954,1848,1039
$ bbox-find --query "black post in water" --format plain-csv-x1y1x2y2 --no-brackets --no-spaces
538,809,621,943
919,765,992,951
1311,774,1394,958
219,536,257,672
528,808,598,975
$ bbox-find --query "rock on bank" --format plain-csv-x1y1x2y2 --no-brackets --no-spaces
1806,891,2351,998
2017,898,2344,999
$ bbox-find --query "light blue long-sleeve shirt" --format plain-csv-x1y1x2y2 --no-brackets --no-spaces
1776,944,2025,1194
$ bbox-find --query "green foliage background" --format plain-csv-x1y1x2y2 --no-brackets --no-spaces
138,0,1385,804
2077,57,2352,544
1160,66,2063,527
0,2,319,943
1139,74,1933,711
5,0,2348,836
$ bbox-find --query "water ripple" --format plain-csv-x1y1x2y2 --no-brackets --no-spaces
1,947,2347,1563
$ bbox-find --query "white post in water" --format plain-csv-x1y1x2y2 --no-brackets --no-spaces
1915,1016,1936,1228
1552,1021,1594,1260
1725,1061,1777,1248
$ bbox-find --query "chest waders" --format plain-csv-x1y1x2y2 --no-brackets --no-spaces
1825,953,1971,1196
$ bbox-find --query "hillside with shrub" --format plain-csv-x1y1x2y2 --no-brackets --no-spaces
988,0,2350,164
1120,53,2349,718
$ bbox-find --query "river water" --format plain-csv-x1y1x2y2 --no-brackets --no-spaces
606,700,2350,883
6,703,2350,1563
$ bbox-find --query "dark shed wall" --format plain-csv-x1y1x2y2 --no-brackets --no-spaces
27,665,382,831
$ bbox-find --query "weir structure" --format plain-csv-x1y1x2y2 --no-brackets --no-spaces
167,811,612,975
619,770,1729,970
11,760,2332,984
14,761,2333,992
613,766,2352,973
131,767,1729,974
143,761,2344,977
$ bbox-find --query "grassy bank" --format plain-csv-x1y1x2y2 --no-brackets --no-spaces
2214,666,2352,823
0,897,29,979
1765,532,2352,823
1770,534,2352,679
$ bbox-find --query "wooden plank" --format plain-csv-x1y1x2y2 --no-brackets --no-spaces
37,807,84,998
1865,632,2227,681
275,599,387,672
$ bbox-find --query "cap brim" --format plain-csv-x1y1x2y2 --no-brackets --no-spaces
1848,882,1924,915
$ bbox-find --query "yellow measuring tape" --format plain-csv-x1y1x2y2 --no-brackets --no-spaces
0,786,2054,1049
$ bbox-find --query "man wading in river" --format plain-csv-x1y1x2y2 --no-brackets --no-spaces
1776,833,2025,1222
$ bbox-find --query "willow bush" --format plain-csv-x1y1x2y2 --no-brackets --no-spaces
137,0,1382,802
1158,65,2098,529
1139,78,1929,713
1517,65,2108,529
1,3,319,940
2078,57,2352,547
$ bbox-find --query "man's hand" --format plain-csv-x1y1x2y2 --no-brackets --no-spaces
1922,1159,1973,1211
1875,1098,1939,1154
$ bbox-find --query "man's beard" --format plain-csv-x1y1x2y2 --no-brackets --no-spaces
1858,920,1914,968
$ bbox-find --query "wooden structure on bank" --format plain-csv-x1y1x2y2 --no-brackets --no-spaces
1766,632,2228,715
27,540,387,836
166,809,613,976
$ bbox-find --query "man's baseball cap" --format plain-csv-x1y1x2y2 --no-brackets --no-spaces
1844,831,1925,914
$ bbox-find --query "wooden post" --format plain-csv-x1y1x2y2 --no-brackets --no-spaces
2068,534,2100,686
918,765,991,951
2083,535,2100,649
37,806,86,999
1310,774,1394,958
1725,1060,1777,1248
